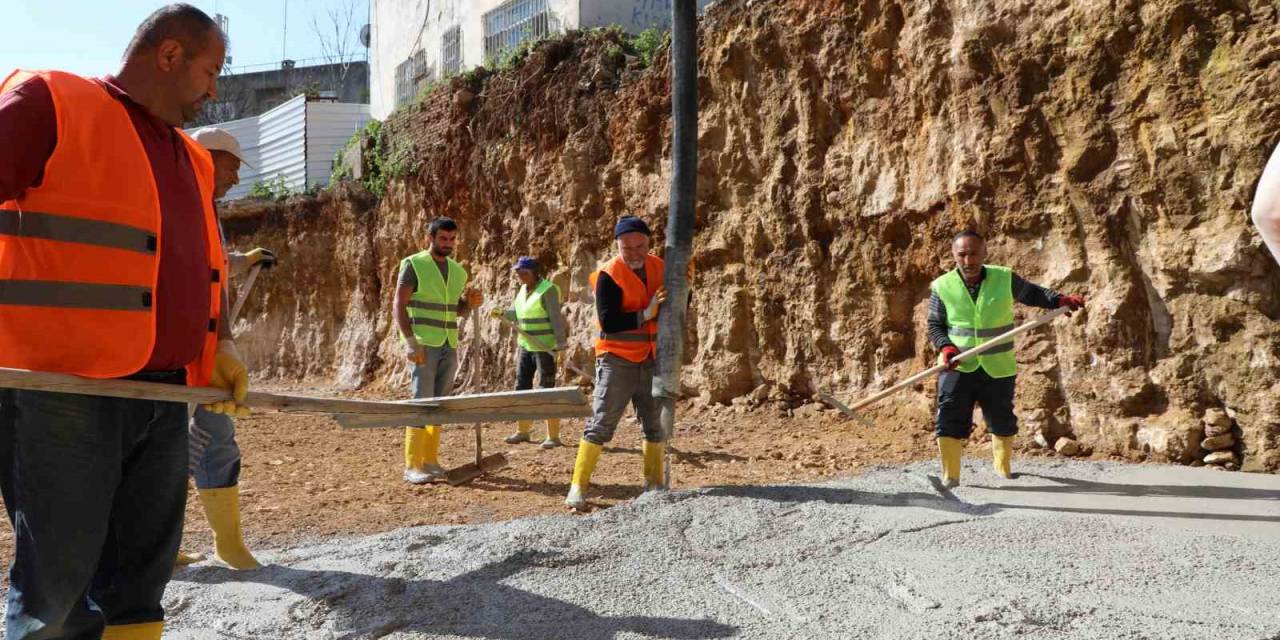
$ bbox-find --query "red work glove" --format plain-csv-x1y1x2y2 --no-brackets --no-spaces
938,345,960,370
1057,295,1085,315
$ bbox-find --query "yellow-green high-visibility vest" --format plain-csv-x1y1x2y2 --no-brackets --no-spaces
930,265,1017,378
515,279,560,352
403,251,468,348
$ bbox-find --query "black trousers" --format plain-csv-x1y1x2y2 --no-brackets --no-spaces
935,368,1017,439
515,348,557,390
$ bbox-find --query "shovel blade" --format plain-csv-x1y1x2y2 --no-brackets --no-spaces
444,453,509,486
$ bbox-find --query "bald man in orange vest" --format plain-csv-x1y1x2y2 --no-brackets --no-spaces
0,5,250,639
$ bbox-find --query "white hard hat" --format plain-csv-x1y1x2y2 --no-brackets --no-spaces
192,127,253,168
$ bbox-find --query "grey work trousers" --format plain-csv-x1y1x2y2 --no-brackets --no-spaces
411,345,458,400
581,353,663,445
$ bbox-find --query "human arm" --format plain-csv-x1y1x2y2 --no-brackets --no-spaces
926,291,953,351
394,263,424,363
0,77,57,202
1252,140,1280,266
544,285,568,347
1010,273,1063,309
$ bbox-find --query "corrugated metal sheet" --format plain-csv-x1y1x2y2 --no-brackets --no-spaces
305,102,372,192
189,95,370,201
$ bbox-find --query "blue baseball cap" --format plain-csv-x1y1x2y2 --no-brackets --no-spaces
513,256,539,272
613,216,651,238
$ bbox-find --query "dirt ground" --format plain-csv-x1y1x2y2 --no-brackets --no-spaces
0,384,1084,572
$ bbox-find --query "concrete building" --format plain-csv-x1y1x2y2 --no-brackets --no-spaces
369,0,712,119
193,60,370,127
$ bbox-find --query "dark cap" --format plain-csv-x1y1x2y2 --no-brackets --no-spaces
613,216,651,238
513,256,539,272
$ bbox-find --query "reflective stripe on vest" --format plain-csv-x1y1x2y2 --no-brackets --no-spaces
0,70,225,383
590,254,664,363
930,265,1018,378
515,279,559,351
403,252,467,348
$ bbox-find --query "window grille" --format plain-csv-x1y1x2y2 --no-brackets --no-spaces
394,49,432,107
441,26,462,78
482,0,550,64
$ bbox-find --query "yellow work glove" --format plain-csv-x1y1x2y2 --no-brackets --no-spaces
465,288,484,307
204,340,251,418
487,308,505,319
555,350,565,366
244,247,278,268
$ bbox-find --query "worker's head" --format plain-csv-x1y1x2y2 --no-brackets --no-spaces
121,4,227,126
952,230,987,281
192,127,248,200
428,217,459,257
513,256,540,286
614,216,652,269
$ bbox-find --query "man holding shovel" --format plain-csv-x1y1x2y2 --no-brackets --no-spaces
394,217,483,484
175,126,277,570
490,257,568,449
928,230,1084,486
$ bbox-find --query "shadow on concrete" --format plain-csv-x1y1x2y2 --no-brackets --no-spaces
700,483,980,516
701,477,1280,524
1007,473,1280,501
176,550,737,639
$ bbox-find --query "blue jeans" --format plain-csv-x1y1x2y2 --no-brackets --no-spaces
189,406,241,489
411,345,457,400
0,380,189,639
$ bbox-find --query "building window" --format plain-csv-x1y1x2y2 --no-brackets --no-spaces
441,26,463,78
483,0,549,64
394,49,432,108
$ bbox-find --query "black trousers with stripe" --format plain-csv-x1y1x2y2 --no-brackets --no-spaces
935,367,1017,439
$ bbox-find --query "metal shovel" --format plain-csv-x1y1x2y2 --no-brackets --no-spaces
444,423,509,486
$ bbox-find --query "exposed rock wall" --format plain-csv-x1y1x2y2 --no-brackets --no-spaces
224,0,1280,471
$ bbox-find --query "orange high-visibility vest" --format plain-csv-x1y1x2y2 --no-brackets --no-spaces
589,254,664,363
0,70,226,385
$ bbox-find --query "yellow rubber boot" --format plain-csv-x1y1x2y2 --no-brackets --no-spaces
565,441,602,510
175,550,205,565
422,425,442,466
404,426,444,484
642,440,665,491
102,622,163,640
540,419,563,449
937,437,965,488
992,434,1013,479
506,420,534,444
404,427,426,469
197,486,261,570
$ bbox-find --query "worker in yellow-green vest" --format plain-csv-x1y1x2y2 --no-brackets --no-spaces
393,217,483,484
490,256,569,449
927,230,1085,486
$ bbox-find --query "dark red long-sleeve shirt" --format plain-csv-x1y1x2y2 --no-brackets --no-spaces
0,75,211,373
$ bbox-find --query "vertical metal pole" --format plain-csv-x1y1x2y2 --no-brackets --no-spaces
653,0,697,489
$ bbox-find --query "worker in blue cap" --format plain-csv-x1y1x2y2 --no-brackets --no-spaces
489,256,568,448
565,216,671,510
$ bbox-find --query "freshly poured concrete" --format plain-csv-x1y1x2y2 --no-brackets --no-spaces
166,460,1280,639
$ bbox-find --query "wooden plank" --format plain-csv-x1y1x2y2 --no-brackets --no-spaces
393,387,586,408
0,369,589,427
337,387,592,428
333,403,592,429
